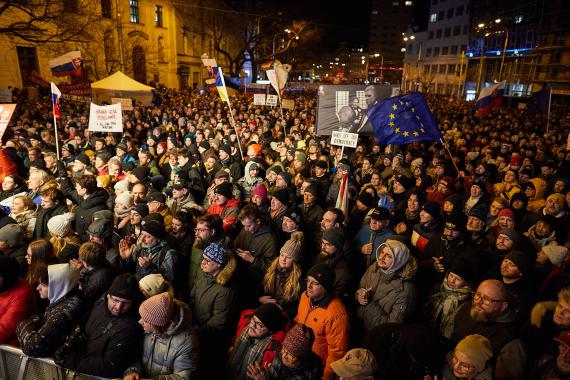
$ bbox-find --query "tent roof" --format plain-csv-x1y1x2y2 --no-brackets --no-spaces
91,71,154,92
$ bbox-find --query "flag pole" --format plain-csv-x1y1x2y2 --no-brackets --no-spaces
439,138,460,175
226,99,244,161
276,91,287,137
53,112,60,160
546,87,553,134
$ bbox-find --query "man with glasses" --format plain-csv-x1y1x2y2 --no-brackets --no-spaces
451,279,526,379
54,274,143,378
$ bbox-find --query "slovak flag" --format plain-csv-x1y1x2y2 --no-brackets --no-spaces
51,82,62,120
475,80,506,118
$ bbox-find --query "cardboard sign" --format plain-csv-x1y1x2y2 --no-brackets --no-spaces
111,97,133,111
0,104,16,141
266,95,278,106
253,94,266,106
282,99,295,110
331,130,359,148
88,102,123,132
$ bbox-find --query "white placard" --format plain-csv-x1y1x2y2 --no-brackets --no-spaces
111,97,133,111
331,130,359,148
88,102,123,132
253,94,266,106
266,95,278,106
0,104,16,141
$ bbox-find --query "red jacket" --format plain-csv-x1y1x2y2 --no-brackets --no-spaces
0,279,35,346
207,198,240,232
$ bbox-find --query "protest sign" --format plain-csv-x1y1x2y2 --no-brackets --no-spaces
111,97,133,111
282,99,295,110
331,131,359,148
0,104,16,141
253,94,266,106
88,102,123,132
266,95,278,106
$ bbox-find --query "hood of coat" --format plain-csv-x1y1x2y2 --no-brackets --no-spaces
80,188,110,209
215,251,237,286
164,300,192,336
48,263,80,304
529,178,548,200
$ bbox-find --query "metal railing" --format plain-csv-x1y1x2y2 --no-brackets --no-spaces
0,345,117,380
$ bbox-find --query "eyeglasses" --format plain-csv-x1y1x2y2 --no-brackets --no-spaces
250,317,266,330
452,353,476,372
194,228,210,233
473,292,507,306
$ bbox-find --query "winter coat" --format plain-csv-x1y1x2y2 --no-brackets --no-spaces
356,257,417,332
121,241,177,282
61,179,109,240
0,278,35,346
238,161,264,199
130,301,199,380
316,253,355,308
167,193,200,215
80,265,117,304
425,276,472,339
207,198,240,233
410,219,443,253
526,178,548,214
266,351,324,380
32,203,68,240
295,292,349,380
190,253,237,337
354,224,395,268
17,264,87,357
524,223,557,251
235,224,278,284
58,296,143,378
10,208,37,240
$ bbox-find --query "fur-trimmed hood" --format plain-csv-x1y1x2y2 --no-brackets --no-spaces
530,300,557,328
215,251,237,286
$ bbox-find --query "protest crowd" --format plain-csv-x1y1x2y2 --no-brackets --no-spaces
0,85,569,380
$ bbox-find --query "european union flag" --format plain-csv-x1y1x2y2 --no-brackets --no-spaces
367,92,442,145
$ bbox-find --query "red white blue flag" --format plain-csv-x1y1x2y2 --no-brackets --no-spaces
49,51,83,77
51,82,61,120
475,80,506,118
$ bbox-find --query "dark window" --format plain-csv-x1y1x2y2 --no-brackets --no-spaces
130,0,139,23
461,44,467,52
432,0,438,4
16,46,39,86
442,46,449,55
439,64,446,73
438,11,444,20
444,28,451,37
155,5,163,27
463,25,469,35
64,0,78,12
453,26,461,35
447,8,454,18
101,0,112,18
426,48,432,57
408,44,413,53
456,5,464,16
447,64,455,73
451,45,458,54
436,29,442,38
429,31,434,39
434,47,440,56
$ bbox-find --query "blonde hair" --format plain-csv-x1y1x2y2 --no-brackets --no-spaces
559,288,570,305
262,258,302,304
50,235,81,258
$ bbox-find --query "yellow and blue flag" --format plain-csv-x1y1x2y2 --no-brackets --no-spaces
214,67,229,102
367,92,442,145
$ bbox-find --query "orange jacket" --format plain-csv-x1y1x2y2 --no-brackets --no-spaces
295,292,349,380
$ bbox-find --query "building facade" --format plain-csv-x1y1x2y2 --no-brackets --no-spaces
402,0,470,96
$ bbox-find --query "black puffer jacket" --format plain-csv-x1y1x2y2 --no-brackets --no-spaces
80,265,117,305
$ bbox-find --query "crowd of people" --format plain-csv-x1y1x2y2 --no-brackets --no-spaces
0,85,569,380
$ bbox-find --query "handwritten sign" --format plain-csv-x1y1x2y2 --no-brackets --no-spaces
331,130,359,148
253,94,266,106
0,104,16,141
282,99,295,110
111,97,133,111
88,102,123,132
266,95,278,106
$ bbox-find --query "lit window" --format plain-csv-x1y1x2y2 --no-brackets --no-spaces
515,15,523,23
430,13,438,22
405,1,413,5
155,5,163,27
130,0,139,23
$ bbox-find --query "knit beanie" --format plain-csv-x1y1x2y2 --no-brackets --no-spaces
322,227,345,251
278,171,292,185
115,192,134,209
294,151,307,164
283,207,303,227
109,273,141,300
304,184,319,198
468,207,487,223
395,175,414,191
132,166,150,182
455,334,493,373
411,158,424,168
139,273,172,298
449,258,475,285
497,208,514,220
251,184,268,201
47,213,73,237
215,169,230,179
542,245,569,267
271,188,290,206
253,303,288,332
268,165,283,175
203,242,227,265
280,231,304,261
282,324,315,359
114,179,130,194
422,201,441,219
547,193,565,208
214,182,233,199
0,224,23,247
498,228,521,246
357,192,376,209
505,250,530,276
139,292,174,328
307,263,335,291
132,203,149,217
141,216,166,239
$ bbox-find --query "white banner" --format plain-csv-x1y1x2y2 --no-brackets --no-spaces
88,102,123,132
266,95,278,106
253,94,266,106
111,97,133,111
0,104,16,141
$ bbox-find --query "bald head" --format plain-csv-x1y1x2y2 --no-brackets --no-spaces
470,279,510,322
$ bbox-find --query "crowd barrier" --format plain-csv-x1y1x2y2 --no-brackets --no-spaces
0,345,117,380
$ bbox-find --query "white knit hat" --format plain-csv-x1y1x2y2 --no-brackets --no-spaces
115,192,134,209
47,214,72,237
543,245,569,267
114,179,130,194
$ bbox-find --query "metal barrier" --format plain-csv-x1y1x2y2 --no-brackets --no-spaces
0,345,117,380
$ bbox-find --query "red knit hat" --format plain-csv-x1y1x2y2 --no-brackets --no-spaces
139,292,174,328
497,208,514,220
282,324,315,358
251,184,268,200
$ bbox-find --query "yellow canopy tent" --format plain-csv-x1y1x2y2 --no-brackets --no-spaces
91,71,154,105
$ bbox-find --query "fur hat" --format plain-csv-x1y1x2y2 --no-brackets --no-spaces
139,292,174,328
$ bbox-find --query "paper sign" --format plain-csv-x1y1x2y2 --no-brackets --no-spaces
266,95,278,106
253,94,266,106
0,104,16,141
111,97,133,111
282,99,295,110
88,102,123,132
331,130,359,148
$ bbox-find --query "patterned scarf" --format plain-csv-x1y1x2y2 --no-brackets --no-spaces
427,277,471,338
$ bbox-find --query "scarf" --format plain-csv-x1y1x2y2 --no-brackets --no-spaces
464,195,482,214
427,277,471,338
405,208,420,221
